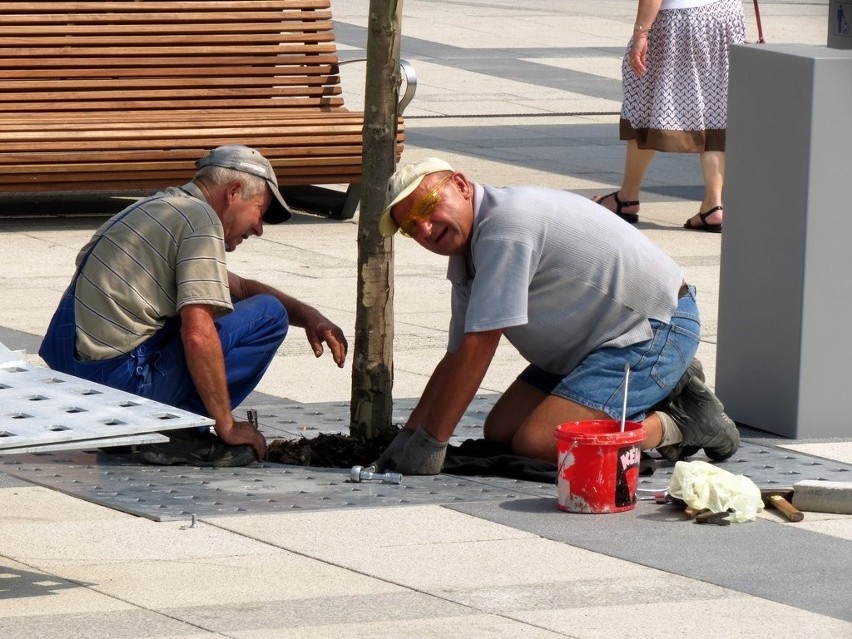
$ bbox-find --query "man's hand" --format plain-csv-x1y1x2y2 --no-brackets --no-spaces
304,310,348,367
215,419,267,461
226,272,348,367
372,427,414,472
394,425,448,475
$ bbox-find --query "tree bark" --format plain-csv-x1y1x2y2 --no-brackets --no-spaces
350,0,403,440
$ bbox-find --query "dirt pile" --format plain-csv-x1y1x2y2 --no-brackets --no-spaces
265,425,399,468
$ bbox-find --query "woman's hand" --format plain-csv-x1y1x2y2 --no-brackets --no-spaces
629,35,649,76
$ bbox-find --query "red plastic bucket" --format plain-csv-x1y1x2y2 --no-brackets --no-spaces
555,420,645,514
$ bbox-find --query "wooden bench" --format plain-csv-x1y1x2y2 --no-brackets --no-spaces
0,1,416,219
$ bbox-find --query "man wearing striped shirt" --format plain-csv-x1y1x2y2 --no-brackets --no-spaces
373,158,738,475
40,145,348,467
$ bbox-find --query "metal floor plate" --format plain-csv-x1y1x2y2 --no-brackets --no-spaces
1,395,850,522
0,342,212,453
1,454,551,521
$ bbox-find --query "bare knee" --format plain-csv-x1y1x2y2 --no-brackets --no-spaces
483,415,514,445
511,422,559,463
483,378,547,446
510,397,610,463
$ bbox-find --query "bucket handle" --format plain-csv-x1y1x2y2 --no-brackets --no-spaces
556,439,580,475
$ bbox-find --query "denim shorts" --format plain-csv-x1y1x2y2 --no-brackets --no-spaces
518,285,700,421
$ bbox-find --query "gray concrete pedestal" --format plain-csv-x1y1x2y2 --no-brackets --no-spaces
716,44,852,438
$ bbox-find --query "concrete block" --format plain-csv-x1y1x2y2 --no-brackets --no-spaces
793,480,852,514
716,44,852,438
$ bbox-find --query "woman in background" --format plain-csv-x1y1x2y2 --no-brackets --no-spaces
593,0,745,233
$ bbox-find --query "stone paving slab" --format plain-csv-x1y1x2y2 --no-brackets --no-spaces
449,498,852,622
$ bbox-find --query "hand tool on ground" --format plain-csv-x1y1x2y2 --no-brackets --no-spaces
246,409,259,429
350,465,403,484
792,480,852,515
694,508,734,526
759,487,804,522
635,488,686,506
684,506,706,519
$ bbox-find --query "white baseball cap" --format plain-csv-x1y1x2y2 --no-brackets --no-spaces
379,157,454,236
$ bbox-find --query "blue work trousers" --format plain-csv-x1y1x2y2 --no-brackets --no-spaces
39,287,288,416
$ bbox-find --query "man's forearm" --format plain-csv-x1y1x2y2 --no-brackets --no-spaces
228,271,314,327
181,322,233,429
179,303,267,459
408,330,502,441
179,304,235,431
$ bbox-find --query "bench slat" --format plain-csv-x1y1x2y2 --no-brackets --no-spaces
0,100,346,113
0,1,331,12
0,85,344,101
0,34,336,49
0,112,365,127
0,57,340,74
1,43,337,56
1,133,371,152
0,14,333,29
0,75,339,90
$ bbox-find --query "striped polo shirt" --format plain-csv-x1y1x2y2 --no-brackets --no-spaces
73,182,232,360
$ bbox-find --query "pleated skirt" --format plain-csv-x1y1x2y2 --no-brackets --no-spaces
619,0,746,153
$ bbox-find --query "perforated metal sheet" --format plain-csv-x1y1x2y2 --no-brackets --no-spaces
4,432,168,454
0,342,212,453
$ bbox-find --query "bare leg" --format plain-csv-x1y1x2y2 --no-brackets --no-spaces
483,378,548,446
594,139,655,214
485,379,666,462
685,151,725,227
621,139,656,202
641,412,663,449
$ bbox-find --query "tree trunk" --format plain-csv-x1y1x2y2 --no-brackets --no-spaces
350,0,403,440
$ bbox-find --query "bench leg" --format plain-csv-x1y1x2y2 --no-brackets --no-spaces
332,184,361,221
279,184,361,220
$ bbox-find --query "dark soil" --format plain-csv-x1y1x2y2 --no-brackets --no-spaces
265,424,400,468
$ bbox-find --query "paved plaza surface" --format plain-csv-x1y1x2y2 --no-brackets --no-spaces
1,1,850,637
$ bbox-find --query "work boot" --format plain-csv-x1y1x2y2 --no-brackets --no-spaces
133,428,257,468
656,376,739,462
660,358,705,408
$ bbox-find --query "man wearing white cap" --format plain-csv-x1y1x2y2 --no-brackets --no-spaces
374,158,739,475
40,145,348,467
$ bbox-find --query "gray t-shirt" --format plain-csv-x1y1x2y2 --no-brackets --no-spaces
447,183,685,375
74,182,232,360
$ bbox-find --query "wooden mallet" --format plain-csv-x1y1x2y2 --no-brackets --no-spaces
760,487,804,522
